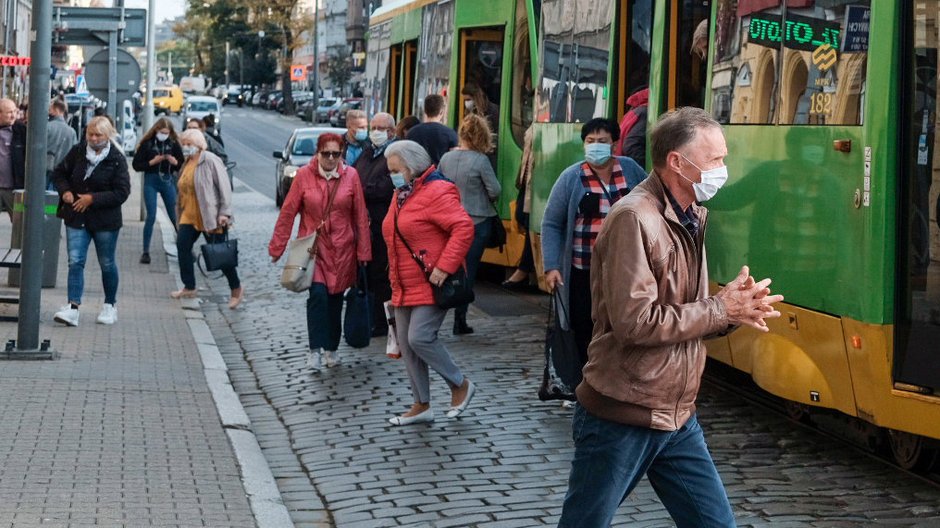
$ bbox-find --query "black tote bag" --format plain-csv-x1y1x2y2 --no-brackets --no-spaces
343,265,373,348
538,287,581,401
200,230,238,272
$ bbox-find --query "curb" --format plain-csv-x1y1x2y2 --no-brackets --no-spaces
158,208,295,528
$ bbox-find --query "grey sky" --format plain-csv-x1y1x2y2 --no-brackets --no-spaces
123,0,186,24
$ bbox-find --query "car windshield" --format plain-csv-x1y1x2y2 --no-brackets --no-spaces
153,89,170,98
188,101,218,112
292,135,319,156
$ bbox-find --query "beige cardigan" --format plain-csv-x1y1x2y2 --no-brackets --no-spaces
179,150,232,232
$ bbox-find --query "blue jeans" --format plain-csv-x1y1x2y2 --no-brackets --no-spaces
454,218,493,318
142,172,178,253
558,407,735,528
66,227,120,305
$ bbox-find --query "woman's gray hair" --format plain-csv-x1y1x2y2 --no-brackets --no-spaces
179,129,208,150
384,140,432,177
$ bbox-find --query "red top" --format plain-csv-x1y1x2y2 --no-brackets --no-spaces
382,167,474,307
269,159,371,294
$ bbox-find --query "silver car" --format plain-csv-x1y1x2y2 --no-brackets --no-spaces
183,95,222,130
272,127,346,207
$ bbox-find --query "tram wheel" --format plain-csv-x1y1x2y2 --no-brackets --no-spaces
784,401,811,424
888,430,938,471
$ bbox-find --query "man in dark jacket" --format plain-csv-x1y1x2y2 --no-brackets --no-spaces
557,107,784,527
354,112,396,336
0,98,27,219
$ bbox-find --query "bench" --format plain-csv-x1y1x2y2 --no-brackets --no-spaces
0,248,22,322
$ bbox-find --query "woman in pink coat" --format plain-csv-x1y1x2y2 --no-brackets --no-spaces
269,133,371,371
382,140,475,426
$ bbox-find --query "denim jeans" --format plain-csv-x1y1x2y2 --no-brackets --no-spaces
558,407,735,528
177,224,240,290
307,282,343,351
143,172,178,253
66,227,120,305
454,218,493,318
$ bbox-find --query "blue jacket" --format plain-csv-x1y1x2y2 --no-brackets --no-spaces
541,156,647,313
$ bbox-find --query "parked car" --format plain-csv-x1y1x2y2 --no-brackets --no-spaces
277,91,311,114
272,126,345,207
313,98,339,123
251,90,270,107
330,98,363,128
266,92,284,111
183,96,222,130
121,100,137,155
151,85,185,114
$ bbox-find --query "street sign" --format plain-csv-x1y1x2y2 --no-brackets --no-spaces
52,7,147,47
75,74,88,96
290,65,306,82
85,48,141,105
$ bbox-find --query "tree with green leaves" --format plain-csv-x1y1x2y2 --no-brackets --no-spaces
244,0,313,115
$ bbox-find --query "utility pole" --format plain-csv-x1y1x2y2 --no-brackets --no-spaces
311,0,319,98
142,0,155,133
13,0,54,358
1,0,11,99
224,40,230,88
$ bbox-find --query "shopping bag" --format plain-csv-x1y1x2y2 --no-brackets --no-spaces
538,287,580,401
343,266,372,348
384,301,401,359
200,231,238,271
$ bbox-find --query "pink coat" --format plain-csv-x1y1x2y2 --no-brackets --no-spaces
269,159,371,294
382,168,474,306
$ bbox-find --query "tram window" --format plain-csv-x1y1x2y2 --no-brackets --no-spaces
365,21,392,116
414,2,454,114
614,0,652,121
536,0,613,123
670,1,711,109
511,0,534,147
779,1,870,126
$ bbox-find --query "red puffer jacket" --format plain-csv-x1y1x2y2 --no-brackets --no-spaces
382,167,474,307
269,159,371,294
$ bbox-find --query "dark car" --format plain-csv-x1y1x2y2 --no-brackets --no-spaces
314,98,339,123
330,98,363,128
272,126,346,207
223,87,244,107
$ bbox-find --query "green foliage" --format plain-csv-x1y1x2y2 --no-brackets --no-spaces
328,51,353,91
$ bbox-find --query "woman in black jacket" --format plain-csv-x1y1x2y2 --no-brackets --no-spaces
51,116,131,327
133,117,183,264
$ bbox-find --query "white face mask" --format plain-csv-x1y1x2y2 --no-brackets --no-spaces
156,132,170,142
369,130,389,147
464,99,474,111
182,145,199,157
678,153,728,202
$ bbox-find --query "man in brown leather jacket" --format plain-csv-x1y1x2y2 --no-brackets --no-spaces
558,107,784,528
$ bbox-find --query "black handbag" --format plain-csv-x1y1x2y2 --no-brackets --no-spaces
538,288,581,401
200,230,238,272
485,214,507,249
394,209,475,310
343,266,373,349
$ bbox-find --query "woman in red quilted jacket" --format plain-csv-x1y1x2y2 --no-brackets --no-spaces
269,133,371,371
382,140,476,426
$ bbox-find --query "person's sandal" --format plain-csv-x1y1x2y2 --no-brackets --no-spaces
228,287,244,309
170,288,197,299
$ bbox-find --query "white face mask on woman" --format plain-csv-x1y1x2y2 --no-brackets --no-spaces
181,145,199,157
678,153,728,202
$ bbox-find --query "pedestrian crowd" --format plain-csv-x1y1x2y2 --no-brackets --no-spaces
2,86,786,527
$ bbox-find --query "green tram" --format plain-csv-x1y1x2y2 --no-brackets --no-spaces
368,0,940,468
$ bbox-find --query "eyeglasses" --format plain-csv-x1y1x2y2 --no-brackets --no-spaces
320,151,342,159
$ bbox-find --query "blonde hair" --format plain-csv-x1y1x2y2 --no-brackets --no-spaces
86,116,118,140
179,129,208,150
458,113,493,154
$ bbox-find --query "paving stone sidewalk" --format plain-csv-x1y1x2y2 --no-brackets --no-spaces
0,175,256,527
195,180,940,528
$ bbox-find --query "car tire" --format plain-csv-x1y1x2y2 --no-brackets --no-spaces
275,188,283,208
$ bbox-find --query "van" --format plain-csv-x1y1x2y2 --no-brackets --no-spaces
179,76,207,95
151,85,184,114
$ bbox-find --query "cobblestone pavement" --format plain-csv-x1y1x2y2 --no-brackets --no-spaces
196,179,940,527
0,176,256,527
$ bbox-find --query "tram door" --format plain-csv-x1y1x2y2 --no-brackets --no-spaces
664,0,711,109
458,28,504,167
402,41,418,120
388,44,402,117
897,2,940,393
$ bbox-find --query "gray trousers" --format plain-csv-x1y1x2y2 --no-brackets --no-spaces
394,304,465,404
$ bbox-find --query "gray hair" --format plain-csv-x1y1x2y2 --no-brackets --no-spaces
371,112,395,128
650,107,722,168
384,140,432,177
346,109,367,123
179,129,208,150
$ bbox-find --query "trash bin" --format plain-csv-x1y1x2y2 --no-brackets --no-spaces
8,190,62,288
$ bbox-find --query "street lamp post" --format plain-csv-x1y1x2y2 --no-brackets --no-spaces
311,0,319,99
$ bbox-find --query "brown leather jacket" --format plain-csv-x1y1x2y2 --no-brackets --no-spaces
576,171,730,431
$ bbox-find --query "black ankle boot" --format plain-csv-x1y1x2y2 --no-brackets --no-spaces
453,313,474,335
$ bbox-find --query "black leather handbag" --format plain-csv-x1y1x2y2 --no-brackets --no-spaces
485,214,507,249
200,231,238,272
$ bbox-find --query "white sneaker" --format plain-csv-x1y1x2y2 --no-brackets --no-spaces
96,303,117,325
307,348,323,371
54,305,80,327
324,349,341,367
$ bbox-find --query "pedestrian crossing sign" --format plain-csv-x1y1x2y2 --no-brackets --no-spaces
290,65,305,82
75,74,89,96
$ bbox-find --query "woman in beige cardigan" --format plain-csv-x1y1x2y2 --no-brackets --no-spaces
171,129,243,308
